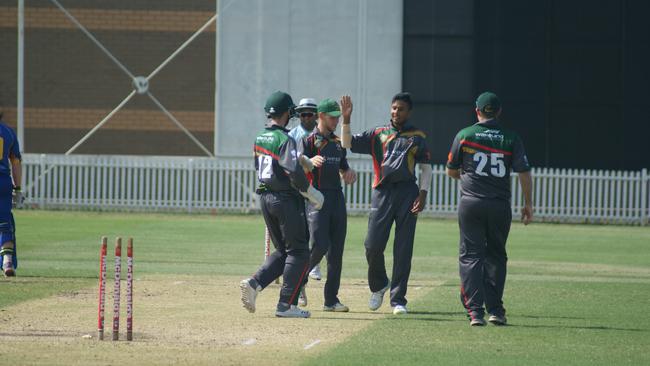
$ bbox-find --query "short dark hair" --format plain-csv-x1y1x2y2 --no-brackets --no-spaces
392,92,412,110
478,109,498,119
267,111,284,119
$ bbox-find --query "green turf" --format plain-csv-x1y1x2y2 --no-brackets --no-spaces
303,279,650,366
2,210,650,365
302,221,650,366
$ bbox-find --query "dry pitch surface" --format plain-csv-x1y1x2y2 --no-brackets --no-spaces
0,275,441,365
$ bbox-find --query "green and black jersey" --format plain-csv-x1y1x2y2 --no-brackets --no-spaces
299,130,350,191
350,123,432,188
254,124,310,194
447,119,530,201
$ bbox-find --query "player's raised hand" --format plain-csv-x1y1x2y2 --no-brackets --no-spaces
521,204,533,225
340,95,353,123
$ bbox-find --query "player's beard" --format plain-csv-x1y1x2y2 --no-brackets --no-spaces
303,118,317,131
391,118,406,130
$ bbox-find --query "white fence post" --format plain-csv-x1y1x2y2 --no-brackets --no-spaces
187,158,194,213
642,168,648,226
38,154,46,208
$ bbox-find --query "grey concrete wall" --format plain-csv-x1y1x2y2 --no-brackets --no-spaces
215,0,403,157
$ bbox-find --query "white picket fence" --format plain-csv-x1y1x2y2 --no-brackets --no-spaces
20,154,650,225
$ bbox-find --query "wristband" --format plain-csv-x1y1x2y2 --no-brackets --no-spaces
341,124,351,148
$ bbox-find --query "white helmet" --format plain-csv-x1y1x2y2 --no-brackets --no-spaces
295,98,317,111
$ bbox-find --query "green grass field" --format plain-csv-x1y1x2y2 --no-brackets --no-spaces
1,211,649,365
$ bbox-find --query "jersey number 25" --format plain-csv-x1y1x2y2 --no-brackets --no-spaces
473,152,506,177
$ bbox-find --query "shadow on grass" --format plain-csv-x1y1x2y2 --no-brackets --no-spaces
408,311,464,316
316,316,386,322
517,314,585,320
508,324,649,332
410,311,588,321
383,311,467,323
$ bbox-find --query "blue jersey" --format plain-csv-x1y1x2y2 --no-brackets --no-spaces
0,122,21,177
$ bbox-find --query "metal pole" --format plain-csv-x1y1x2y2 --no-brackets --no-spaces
214,0,220,156
214,0,236,157
147,92,214,157
50,0,135,80
64,91,137,155
17,0,25,152
146,14,217,82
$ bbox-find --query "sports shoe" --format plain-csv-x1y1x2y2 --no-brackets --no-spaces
298,286,308,307
309,265,322,280
470,317,487,326
488,314,507,325
276,305,311,318
368,282,390,311
392,305,407,315
240,278,260,313
2,255,14,277
323,302,349,312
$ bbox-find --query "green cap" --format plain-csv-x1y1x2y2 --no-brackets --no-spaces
264,91,295,115
317,98,341,117
475,92,501,114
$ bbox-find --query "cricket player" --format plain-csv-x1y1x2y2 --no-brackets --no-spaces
0,112,22,277
446,91,533,326
289,98,324,285
298,97,357,312
340,92,433,315
240,91,324,318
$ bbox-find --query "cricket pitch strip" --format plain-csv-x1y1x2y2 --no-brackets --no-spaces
0,275,442,365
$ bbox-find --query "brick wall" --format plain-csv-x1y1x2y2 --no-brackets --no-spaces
0,1,216,156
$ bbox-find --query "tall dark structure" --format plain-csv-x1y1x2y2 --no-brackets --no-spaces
403,0,650,170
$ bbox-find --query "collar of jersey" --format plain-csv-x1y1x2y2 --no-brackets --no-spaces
313,128,338,140
388,121,414,133
266,123,290,132
475,119,499,128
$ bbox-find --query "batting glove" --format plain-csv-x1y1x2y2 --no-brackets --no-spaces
12,187,24,209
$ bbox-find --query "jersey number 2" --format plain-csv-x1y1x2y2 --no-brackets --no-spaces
258,155,273,179
473,152,506,177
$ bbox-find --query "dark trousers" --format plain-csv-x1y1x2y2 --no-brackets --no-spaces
365,182,419,307
458,195,511,318
303,189,347,306
0,175,17,269
255,191,310,306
